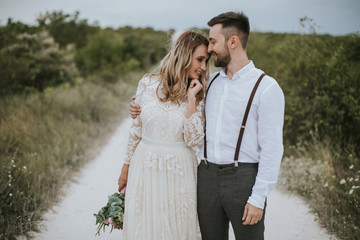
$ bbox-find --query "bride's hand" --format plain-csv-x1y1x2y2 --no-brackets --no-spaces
187,79,203,99
118,164,129,192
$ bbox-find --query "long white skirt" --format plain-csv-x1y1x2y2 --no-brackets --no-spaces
123,137,201,240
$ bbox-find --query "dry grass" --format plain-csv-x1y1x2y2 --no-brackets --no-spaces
0,72,143,240
279,139,360,240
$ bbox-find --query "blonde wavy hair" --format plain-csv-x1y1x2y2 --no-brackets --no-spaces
154,30,209,104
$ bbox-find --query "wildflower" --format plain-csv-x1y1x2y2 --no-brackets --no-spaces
340,179,346,184
9,193,13,197
23,166,27,170
8,183,11,187
349,189,354,195
11,159,14,163
349,178,353,182
104,218,112,224
324,182,328,187
349,165,354,169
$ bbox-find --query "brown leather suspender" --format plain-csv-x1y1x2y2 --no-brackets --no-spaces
203,72,266,167
203,73,220,162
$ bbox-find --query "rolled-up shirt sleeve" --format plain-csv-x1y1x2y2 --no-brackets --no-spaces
247,81,285,209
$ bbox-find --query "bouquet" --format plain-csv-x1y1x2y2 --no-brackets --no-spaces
94,192,125,235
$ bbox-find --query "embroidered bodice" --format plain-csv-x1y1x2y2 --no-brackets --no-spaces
124,76,205,164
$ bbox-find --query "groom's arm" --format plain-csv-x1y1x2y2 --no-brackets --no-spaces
245,79,285,224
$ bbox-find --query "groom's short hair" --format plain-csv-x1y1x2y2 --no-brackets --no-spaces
208,11,250,50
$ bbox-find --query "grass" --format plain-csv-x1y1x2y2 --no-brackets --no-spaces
0,72,144,240
278,138,360,240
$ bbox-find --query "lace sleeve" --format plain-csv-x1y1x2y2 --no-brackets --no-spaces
124,78,147,164
183,100,205,147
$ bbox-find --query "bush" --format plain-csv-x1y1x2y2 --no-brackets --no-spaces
75,27,168,82
273,33,360,147
0,31,78,96
37,11,99,49
75,30,140,81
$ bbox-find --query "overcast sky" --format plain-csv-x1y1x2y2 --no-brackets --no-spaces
0,0,359,35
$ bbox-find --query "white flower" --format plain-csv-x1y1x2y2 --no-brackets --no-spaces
324,182,328,187
349,178,353,182
23,166,27,170
349,189,354,195
349,165,354,169
340,179,346,184
9,193,13,197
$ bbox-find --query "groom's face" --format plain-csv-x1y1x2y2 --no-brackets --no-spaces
208,24,231,68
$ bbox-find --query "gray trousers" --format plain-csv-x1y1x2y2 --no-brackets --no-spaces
197,160,265,240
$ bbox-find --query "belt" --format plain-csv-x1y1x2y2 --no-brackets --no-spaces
200,160,258,170
142,136,187,148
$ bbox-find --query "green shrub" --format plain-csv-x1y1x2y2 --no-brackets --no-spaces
0,31,78,96
249,32,360,148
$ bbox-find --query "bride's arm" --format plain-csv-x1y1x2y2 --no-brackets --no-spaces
118,77,147,192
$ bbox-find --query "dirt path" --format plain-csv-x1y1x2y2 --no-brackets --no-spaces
29,119,337,240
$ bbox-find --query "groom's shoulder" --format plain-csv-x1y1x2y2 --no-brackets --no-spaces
209,71,220,80
252,68,282,90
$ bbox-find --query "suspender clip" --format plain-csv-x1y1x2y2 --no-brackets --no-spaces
234,160,238,168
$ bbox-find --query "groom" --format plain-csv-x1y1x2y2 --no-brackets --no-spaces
130,11,284,240
196,11,284,240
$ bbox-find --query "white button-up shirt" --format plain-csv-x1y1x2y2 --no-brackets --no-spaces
198,61,285,209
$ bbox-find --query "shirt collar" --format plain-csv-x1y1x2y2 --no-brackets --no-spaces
219,60,255,80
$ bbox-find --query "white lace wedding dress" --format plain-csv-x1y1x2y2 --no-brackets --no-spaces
122,75,204,240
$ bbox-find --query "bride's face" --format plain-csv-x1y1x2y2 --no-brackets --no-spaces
187,44,209,80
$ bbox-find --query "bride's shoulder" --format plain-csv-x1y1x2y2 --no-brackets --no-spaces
139,74,160,88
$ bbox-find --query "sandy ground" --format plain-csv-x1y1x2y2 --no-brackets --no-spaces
28,119,338,240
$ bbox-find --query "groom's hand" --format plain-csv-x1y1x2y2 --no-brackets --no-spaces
242,203,263,225
129,96,141,119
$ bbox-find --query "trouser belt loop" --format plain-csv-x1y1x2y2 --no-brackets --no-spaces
203,159,209,169
233,160,239,171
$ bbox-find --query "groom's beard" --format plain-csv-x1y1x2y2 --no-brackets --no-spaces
213,45,231,68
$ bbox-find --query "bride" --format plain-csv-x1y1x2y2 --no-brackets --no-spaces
117,30,209,240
